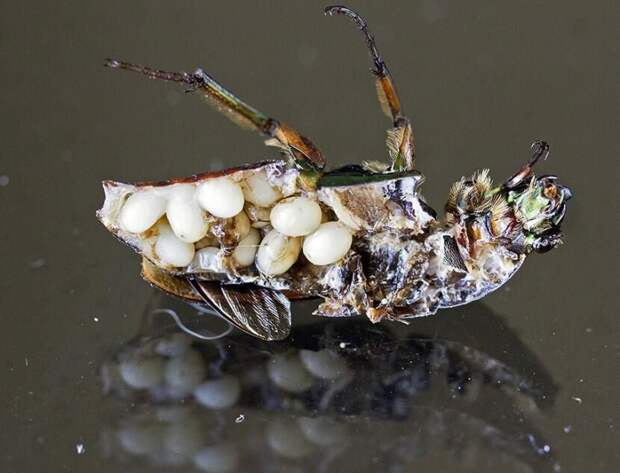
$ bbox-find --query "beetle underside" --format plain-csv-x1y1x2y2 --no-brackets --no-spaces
98,6,570,340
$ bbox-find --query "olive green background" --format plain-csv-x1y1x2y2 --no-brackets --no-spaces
1,1,618,472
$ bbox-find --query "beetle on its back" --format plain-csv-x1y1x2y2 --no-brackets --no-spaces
98,5,571,340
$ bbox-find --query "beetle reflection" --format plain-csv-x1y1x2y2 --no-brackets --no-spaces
100,296,559,472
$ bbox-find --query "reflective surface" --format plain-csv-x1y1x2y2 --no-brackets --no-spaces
1,1,618,472
99,296,559,473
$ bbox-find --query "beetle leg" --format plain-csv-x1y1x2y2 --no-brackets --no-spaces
325,6,415,172
104,59,325,175
503,140,550,190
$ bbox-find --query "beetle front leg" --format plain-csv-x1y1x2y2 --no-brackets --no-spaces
325,6,416,172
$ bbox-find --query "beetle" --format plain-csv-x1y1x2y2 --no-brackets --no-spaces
98,5,572,341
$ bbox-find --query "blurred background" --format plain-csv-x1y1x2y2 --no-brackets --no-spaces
1,1,618,472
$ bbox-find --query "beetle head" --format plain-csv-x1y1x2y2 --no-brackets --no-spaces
507,174,572,253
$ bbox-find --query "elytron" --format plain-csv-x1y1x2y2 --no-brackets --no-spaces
98,5,571,340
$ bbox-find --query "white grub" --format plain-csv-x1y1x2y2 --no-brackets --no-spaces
299,349,348,380
119,357,165,389
196,177,244,218
193,376,241,410
302,221,352,266
256,229,301,275
232,228,260,267
193,444,239,473
164,350,206,392
155,223,196,267
241,170,282,207
233,211,251,239
118,190,167,233
268,354,314,393
267,420,314,459
270,196,322,237
189,247,222,272
166,185,209,243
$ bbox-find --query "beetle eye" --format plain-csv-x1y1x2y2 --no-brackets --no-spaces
543,184,557,200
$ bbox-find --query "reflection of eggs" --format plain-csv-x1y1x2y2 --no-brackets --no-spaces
117,423,165,455
267,420,314,459
299,349,348,380
298,417,347,447
194,376,241,410
164,420,206,458
268,354,313,393
164,350,206,393
193,444,239,473
119,357,164,389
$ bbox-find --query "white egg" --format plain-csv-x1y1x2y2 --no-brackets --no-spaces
118,190,166,233
196,177,244,218
232,228,260,267
166,196,209,243
299,349,348,380
302,221,352,265
155,224,196,267
241,171,282,207
193,444,239,473
255,229,301,275
119,357,164,389
193,376,241,410
191,247,222,272
270,196,322,236
233,211,251,239
164,350,206,393
267,354,313,393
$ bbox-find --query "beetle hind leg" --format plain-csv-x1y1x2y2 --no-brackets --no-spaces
104,58,325,176
325,6,416,172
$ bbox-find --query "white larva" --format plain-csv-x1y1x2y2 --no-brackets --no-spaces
302,221,352,266
255,229,301,275
196,177,244,218
241,171,282,207
193,376,241,410
232,228,260,267
155,223,196,267
270,196,322,237
118,190,167,234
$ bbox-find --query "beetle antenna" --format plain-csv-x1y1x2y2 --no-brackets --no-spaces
503,140,550,189
324,6,388,77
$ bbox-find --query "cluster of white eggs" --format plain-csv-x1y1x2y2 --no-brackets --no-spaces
110,337,349,469
117,170,353,274
118,333,241,410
